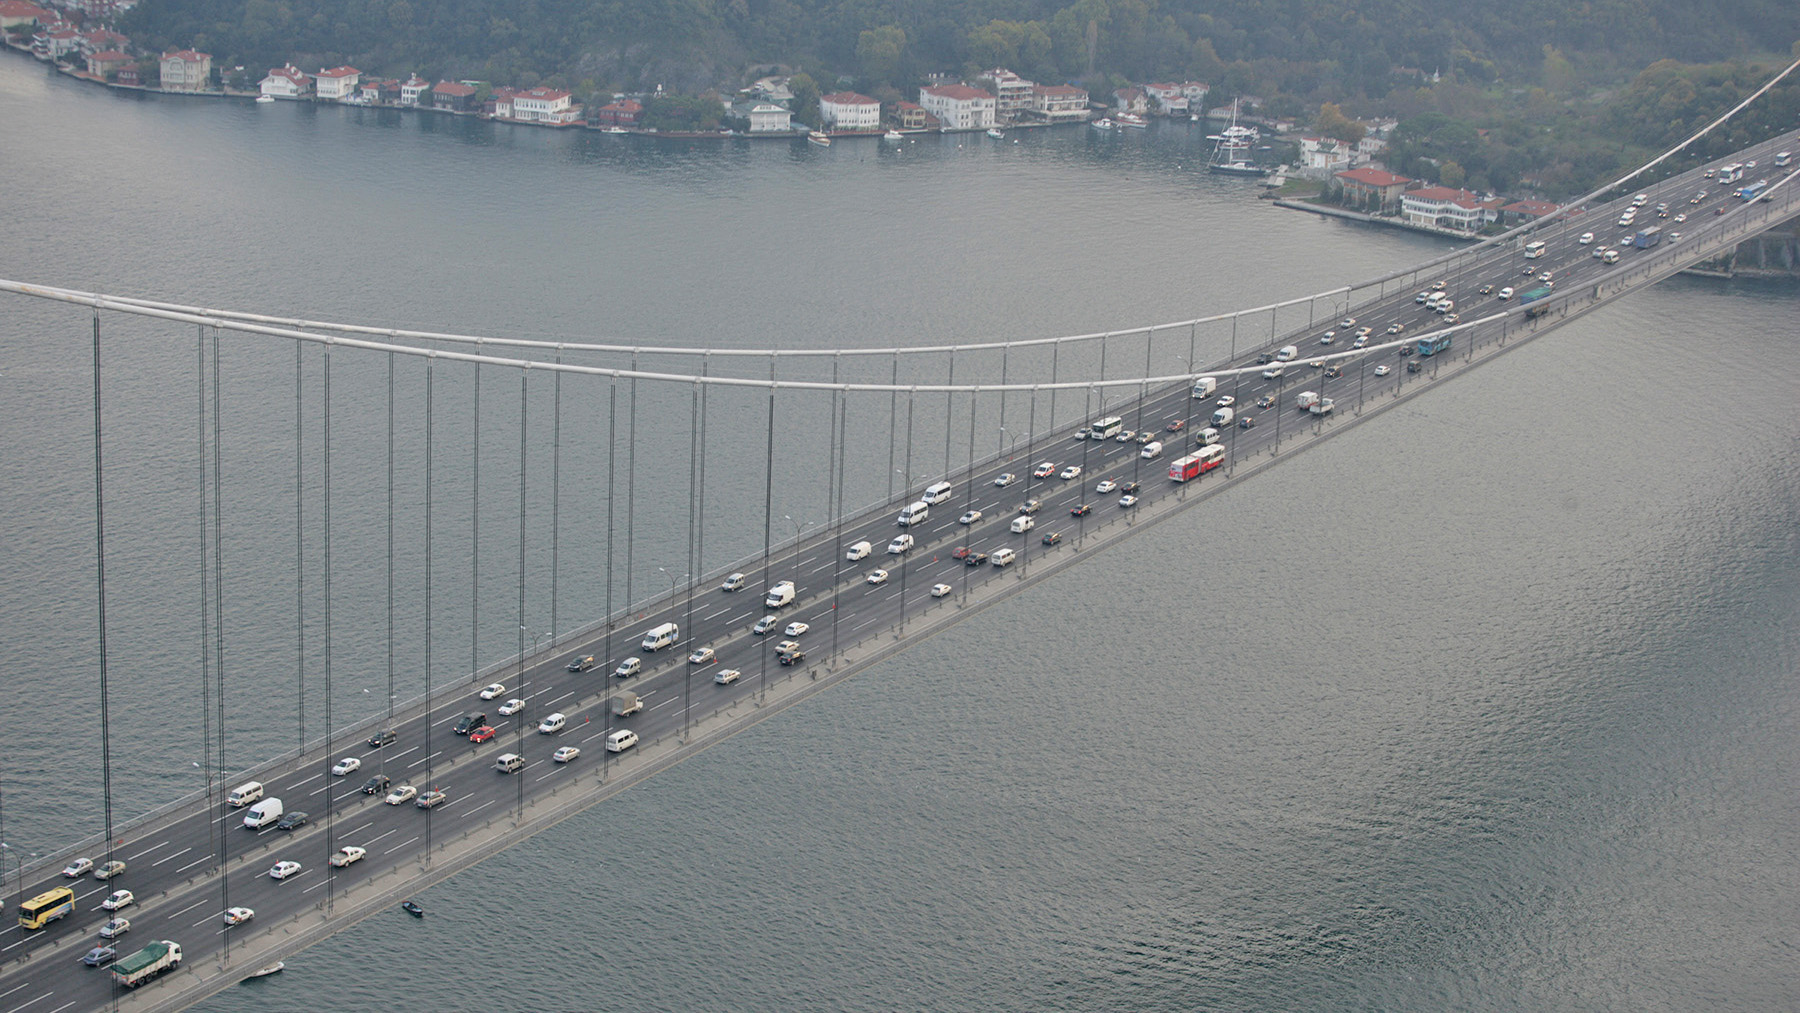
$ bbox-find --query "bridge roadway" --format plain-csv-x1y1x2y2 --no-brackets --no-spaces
3,129,1797,1013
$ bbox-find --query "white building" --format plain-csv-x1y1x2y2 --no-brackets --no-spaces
1299,136,1353,172
748,103,792,133
918,84,995,131
512,86,579,124
158,49,210,91
1029,84,1088,122
819,91,881,131
1143,82,1187,116
313,65,360,101
976,69,1034,121
399,74,431,107
1400,186,1499,232
258,64,310,99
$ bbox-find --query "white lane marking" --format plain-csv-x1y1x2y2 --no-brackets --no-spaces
407,756,429,769
124,841,169,861
650,697,677,711
4,990,53,1013
852,614,883,632
703,606,732,621
546,690,574,708
150,846,193,868
0,985,27,1001
302,878,328,894
459,799,496,820
45,1002,79,1013
0,941,21,952
166,898,210,921
382,835,420,856
533,768,563,782
361,828,399,849
175,855,212,874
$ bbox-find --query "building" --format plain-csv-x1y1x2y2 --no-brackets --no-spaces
1401,185,1501,232
432,80,477,113
0,1,53,29
511,86,579,124
158,49,211,92
398,75,431,107
747,103,791,133
1028,84,1088,122
975,69,1035,121
592,98,641,127
1111,87,1148,115
819,91,880,131
488,86,517,118
894,100,928,130
37,26,82,60
359,78,398,105
918,84,995,131
85,49,132,79
1143,83,1188,116
79,27,130,55
1332,167,1413,212
1498,199,1561,226
1299,136,1354,173
259,64,311,99
313,66,360,101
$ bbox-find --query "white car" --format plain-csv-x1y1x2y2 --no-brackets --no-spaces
1261,366,1285,379
1498,286,1515,299
328,846,367,868
384,784,417,805
1032,461,1057,478
992,473,1016,487
552,745,581,762
1114,430,1136,443
930,583,953,598
61,858,93,878
98,918,130,939
958,509,982,525
223,906,254,926
331,756,360,776
887,534,914,554
784,621,809,637
1578,231,1594,244
688,647,715,664
1216,395,1235,407
1059,465,1082,480
478,683,506,700
101,890,133,911
1373,365,1391,376
1095,479,1117,494
752,615,778,635
1309,359,1327,369
1119,494,1139,508
713,668,740,686
719,572,747,592
1319,331,1335,344
268,861,302,881
866,569,889,585
1338,317,1356,328
497,698,525,716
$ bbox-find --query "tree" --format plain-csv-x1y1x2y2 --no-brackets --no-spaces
856,25,904,86
788,72,820,127
1313,102,1365,146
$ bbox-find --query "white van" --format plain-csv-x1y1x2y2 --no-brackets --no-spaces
1275,344,1299,361
921,481,954,505
606,729,639,753
845,540,872,561
991,547,1016,567
495,753,525,774
243,798,284,829
1195,427,1222,446
896,501,929,526
1010,514,1035,533
764,580,795,609
537,712,566,734
614,656,641,678
1212,407,1234,428
227,781,264,808
1139,440,1163,460
1190,377,1217,398
640,622,679,652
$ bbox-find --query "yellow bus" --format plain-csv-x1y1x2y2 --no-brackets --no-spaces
19,887,75,930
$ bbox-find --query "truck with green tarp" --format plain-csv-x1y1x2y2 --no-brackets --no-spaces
1518,286,1556,318
112,939,181,987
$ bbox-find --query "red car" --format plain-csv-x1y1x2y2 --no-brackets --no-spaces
469,725,497,743
1165,419,1186,432
951,546,971,560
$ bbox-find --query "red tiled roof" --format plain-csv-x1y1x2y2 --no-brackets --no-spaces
89,49,130,62
316,65,359,78
433,81,476,96
821,91,877,105
1407,185,1479,203
921,84,993,102
516,87,569,101
162,49,210,62
600,99,642,112
0,1,52,19
1033,84,1085,97
1336,167,1411,187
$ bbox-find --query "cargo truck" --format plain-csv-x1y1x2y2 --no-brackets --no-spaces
112,940,181,988
1517,286,1555,319
1632,226,1661,248
611,692,643,718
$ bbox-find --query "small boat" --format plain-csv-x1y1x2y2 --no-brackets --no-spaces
401,900,424,917
1115,113,1148,129
247,961,284,978
1090,117,1114,131
883,129,903,141
986,127,1004,139
255,95,274,104
603,126,628,135
807,130,831,146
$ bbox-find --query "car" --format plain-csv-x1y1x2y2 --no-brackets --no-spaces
275,810,309,832
614,656,642,677
1261,367,1285,379
498,697,526,715
268,861,302,881
1385,323,1405,334
1538,271,1553,282
1070,503,1092,517
1633,192,1649,204
1095,479,1118,494
1443,313,1460,324
565,655,596,672
416,790,448,809
930,583,953,598
713,668,740,686
719,572,747,592
1032,461,1056,478
385,785,417,805
1320,330,1336,344
964,551,989,565
1338,317,1356,328
1256,352,1274,364
752,615,778,635
367,728,397,748
81,946,116,967
1592,245,1609,258
331,756,361,776
1121,481,1140,494
1135,431,1156,444
1119,494,1139,508
958,509,983,525
1019,499,1041,515
1351,336,1368,349
887,534,914,554
361,774,391,794
1691,191,1707,203
1059,465,1082,480
62,858,93,878
94,861,126,880
1324,366,1344,379
1415,291,1431,303
1216,395,1236,408
1655,201,1669,211
1669,232,1682,242
951,546,971,559
1407,360,1422,373
1522,265,1537,275
1041,531,1062,546
1578,232,1594,244
1255,394,1276,409
478,683,506,700
1238,416,1256,429
469,725,497,744
688,647,715,664
101,890,133,911
1399,344,1414,356
223,907,254,926
774,640,800,656
993,472,1016,487
553,745,581,762
783,621,809,637
1072,428,1091,440
99,918,130,938
1713,206,1726,215
1373,365,1391,376
329,846,367,868
1115,429,1136,443
866,569,889,585
1308,359,1326,369
1498,287,1515,299
1165,419,1186,432
1478,283,1494,295
1673,213,1687,223
1657,209,1669,218
1355,326,1374,337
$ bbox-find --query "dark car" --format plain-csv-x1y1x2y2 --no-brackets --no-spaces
1041,531,1063,546
1478,283,1494,295
1070,503,1092,517
361,774,391,795
1120,481,1140,494
469,725,497,744
81,946,115,967
1406,360,1422,373
1324,367,1344,379
1256,352,1274,365
452,713,485,736
275,811,309,832
565,655,596,672
1398,344,1414,356
964,552,989,566
1239,416,1257,429
367,728,397,749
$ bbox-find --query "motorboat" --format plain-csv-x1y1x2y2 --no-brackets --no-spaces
401,900,424,917
246,961,284,978
883,129,903,141
603,126,628,134
1115,113,1147,129
986,127,1004,139
807,130,831,146
1090,118,1114,131
255,95,274,104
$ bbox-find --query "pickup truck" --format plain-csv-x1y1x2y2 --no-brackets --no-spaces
1308,397,1335,416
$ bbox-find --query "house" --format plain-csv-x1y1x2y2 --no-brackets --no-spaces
747,103,791,133
398,74,431,107
1401,185,1500,232
893,100,928,130
78,28,129,55
1028,84,1088,122
115,64,138,86
38,27,82,60
259,64,311,99
0,1,53,29
918,84,995,131
432,80,477,113
359,78,398,105
819,91,880,131
314,66,360,101
1179,82,1209,107
159,49,211,92
1111,87,1148,115
85,48,132,79
1332,167,1412,212
1299,136,1354,172
975,69,1035,121
511,86,579,124
592,98,641,127
1142,83,1188,116
1498,199,1561,225
488,86,517,118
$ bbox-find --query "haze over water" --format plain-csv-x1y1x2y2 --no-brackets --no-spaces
2,59,1796,1010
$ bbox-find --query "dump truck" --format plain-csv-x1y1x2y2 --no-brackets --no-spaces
112,940,181,988
611,692,643,718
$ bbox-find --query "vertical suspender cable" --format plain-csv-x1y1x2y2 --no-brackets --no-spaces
683,377,698,740
472,354,482,686
550,351,562,642
196,328,214,866
423,355,434,864
295,343,305,751
386,351,395,745
322,342,335,912
944,349,955,478
91,308,116,885
998,343,1009,459
211,327,228,956
830,389,846,666
690,358,709,711
625,351,638,617
899,387,914,634
759,378,774,704
886,353,897,504
604,379,616,781
516,369,527,820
